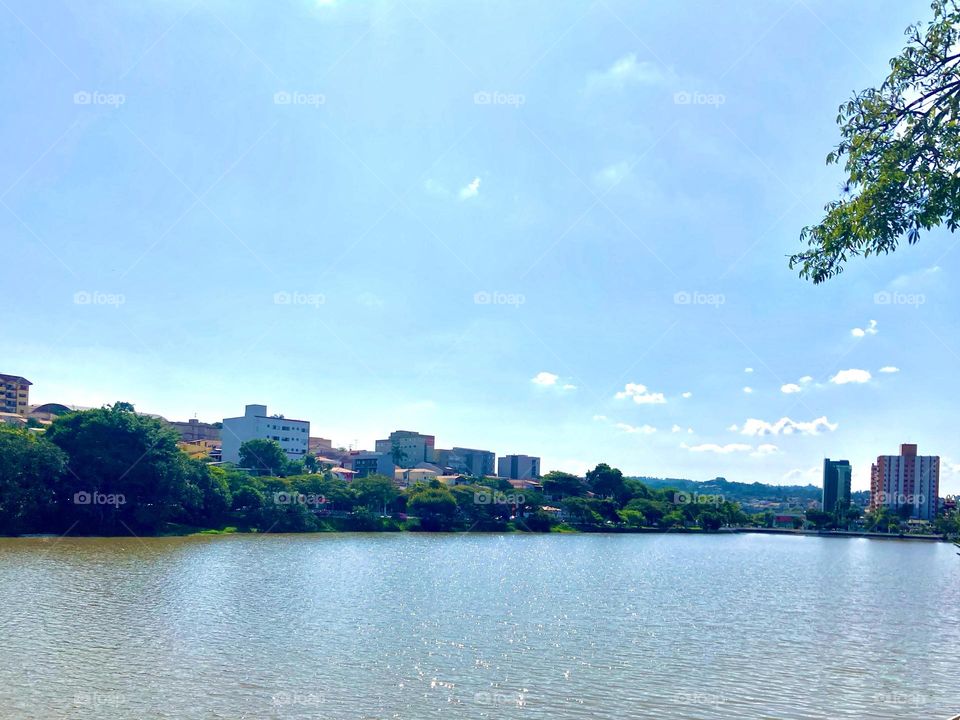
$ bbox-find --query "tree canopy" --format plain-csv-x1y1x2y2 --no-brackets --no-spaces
791,0,960,282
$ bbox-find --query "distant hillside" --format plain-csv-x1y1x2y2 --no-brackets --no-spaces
629,476,822,503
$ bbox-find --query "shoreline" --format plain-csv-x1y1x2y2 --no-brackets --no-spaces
9,526,953,542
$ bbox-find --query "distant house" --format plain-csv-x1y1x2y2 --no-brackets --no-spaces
330,467,358,483
773,514,804,529
345,451,395,479
396,467,439,487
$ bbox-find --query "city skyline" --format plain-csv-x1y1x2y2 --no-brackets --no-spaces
4,0,960,493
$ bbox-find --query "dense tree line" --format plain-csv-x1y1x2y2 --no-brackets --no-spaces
4,403,955,537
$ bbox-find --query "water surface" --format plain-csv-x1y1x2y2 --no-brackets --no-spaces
0,533,957,719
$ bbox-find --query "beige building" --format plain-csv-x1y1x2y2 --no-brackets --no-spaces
0,374,31,416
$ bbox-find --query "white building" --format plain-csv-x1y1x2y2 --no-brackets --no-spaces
221,404,310,464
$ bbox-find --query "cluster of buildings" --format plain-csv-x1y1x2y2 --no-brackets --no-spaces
821,443,941,521
5,373,950,516
215,405,541,487
3,378,544,488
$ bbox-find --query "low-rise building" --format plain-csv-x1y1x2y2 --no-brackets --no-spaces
221,404,310,464
168,418,221,442
396,467,439,487
178,439,220,461
498,454,541,480
309,436,333,454
345,451,395,479
0,374,31,416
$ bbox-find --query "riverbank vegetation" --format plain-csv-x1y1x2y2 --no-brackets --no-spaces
2,403,958,538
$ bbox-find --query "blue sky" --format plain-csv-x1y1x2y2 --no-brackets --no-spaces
3,0,958,492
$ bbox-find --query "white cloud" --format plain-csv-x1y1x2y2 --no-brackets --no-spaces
891,265,941,289
671,424,682,433
685,442,753,454
681,391,692,399
593,161,632,189
830,368,871,385
532,371,559,386
532,371,575,391
781,383,802,394
782,467,819,484
851,319,878,338
879,366,900,373
744,367,754,373
737,416,838,437
616,422,657,435
799,376,813,384
592,414,608,422
587,53,667,91
743,386,753,394
459,177,481,200
424,178,450,198
752,444,779,457
615,382,666,405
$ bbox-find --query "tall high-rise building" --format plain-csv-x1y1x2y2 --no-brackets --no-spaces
0,373,31,416
498,454,540,480
374,430,435,468
870,444,939,521
822,458,852,515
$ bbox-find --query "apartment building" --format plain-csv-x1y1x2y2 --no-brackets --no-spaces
498,454,541,480
374,430,435,468
870,443,939,521
221,404,309,463
0,374,31,416
434,447,496,477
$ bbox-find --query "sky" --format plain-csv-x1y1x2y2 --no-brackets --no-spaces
2,0,958,493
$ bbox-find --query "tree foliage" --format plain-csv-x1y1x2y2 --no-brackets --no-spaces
792,0,960,282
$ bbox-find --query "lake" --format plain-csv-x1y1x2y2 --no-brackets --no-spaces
0,533,957,719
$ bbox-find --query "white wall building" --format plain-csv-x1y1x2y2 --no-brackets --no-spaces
221,404,310,464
